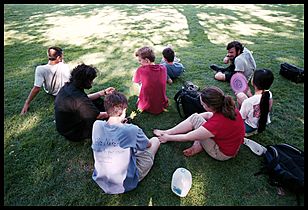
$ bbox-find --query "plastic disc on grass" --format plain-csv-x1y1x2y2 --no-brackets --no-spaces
230,72,248,94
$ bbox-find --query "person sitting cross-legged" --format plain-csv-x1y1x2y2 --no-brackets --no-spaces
91,91,161,194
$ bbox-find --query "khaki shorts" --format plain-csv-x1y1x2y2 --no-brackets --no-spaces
136,149,154,181
189,113,233,161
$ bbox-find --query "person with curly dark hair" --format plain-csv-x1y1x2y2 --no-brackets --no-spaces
54,63,115,141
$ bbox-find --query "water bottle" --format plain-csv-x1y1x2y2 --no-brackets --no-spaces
171,168,192,197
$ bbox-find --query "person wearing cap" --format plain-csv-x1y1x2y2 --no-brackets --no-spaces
20,46,71,115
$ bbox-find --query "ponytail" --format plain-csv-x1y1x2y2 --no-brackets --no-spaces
258,91,270,133
252,69,274,133
222,96,236,120
201,86,237,120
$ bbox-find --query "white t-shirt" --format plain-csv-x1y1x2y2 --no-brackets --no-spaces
34,62,70,96
234,47,256,81
240,91,272,128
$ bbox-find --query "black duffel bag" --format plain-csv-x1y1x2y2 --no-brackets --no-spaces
174,81,206,119
280,62,304,83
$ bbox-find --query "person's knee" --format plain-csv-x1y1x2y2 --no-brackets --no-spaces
214,72,225,81
151,136,159,142
150,137,160,148
189,113,205,129
236,92,248,104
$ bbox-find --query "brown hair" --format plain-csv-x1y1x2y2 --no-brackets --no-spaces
201,86,237,120
47,46,63,61
104,91,128,117
135,46,155,62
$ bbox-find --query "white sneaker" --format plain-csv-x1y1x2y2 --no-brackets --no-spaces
243,138,267,156
174,56,181,63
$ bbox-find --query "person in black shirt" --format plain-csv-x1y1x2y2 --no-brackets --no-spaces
55,63,115,141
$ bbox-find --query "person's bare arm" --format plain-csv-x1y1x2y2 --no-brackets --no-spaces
199,112,214,120
20,86,41,115
269,98,273,112
223,55,230,64
88,87,115,100
96,112,109,119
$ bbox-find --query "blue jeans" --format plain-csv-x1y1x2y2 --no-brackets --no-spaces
245,122,257,133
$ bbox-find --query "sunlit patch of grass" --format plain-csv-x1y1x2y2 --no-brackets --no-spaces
196,4,303,45
4,114,42,143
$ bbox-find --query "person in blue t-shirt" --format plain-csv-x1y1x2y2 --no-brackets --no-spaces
160,46,185,84
91,91,160,194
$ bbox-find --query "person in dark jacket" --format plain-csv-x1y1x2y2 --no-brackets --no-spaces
55,63,115,141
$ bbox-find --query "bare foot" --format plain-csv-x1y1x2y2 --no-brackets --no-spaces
183,141,204,157
153,129,166,137
157,134,169,143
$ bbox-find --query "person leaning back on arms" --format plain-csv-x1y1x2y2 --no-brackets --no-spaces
20,46,71,115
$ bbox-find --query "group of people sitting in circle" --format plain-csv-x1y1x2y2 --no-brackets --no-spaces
20,40,274,194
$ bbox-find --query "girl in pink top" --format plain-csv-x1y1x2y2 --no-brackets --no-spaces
153,86,245,161
133,46,168,115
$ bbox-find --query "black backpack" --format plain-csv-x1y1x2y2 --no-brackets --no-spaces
174,81,206,119
280,62,304,83
255,143,304,205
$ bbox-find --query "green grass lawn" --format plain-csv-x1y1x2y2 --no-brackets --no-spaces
4,4,304,206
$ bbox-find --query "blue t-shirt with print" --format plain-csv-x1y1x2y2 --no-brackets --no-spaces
91,120,149,194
